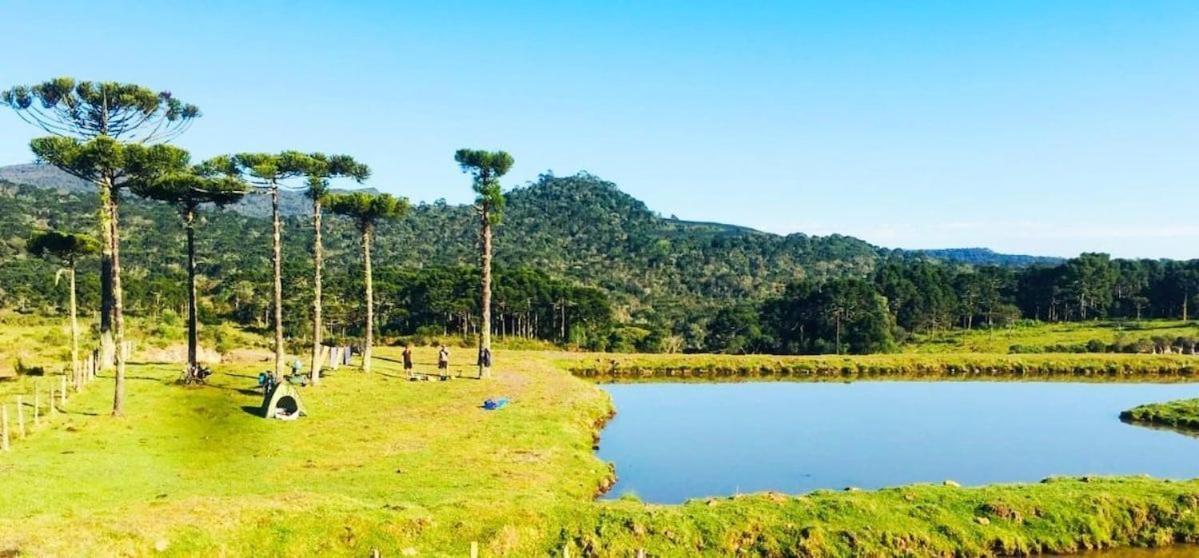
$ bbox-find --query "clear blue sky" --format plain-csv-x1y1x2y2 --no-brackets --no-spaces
2,1,1197,258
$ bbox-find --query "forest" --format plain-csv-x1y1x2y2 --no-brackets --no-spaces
4,172,1199,355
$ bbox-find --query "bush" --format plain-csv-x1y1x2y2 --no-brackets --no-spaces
1085,339,1108,353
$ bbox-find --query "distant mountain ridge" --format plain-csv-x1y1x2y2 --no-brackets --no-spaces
903,247,1064,267
0,162,1055,269
0,163,375,219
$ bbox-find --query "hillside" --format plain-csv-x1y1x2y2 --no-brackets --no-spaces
1,163,1053,267
0,164,1082,352
0,169,882,347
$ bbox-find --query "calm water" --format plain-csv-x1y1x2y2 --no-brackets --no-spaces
598,382,1199,503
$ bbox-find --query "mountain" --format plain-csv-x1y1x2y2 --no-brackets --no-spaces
902,248,1064,267
0,163,1052,268
0,164,1073,349
0,163,374,219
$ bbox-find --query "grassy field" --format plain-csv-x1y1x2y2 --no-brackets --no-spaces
6,317,1199,555
0,348,613,556
903,320,1199,354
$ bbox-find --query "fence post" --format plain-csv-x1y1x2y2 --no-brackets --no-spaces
49,384,57,416
2,406,9,451
60,376,68,408
33,388,40,426
470,541,478,558
16,396,25,438
637,549,646,558
563,545,570,558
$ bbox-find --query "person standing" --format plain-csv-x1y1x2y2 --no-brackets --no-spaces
402,344,415,378
477,347,492,378
437,345,450,380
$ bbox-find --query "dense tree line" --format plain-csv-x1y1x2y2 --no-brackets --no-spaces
699,254,1199,355
0,182,617,347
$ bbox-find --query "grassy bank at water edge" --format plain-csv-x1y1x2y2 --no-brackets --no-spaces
565,352,1199,383
1122,398,1199,432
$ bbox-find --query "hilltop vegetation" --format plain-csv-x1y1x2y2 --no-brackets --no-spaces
6,165,1199,355
0,171,881,353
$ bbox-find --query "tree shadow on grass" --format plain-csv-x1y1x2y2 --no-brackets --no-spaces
65,409,101,417
223,372,258,380
125,375,170,382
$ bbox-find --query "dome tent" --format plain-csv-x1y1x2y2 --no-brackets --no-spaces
261,382,307,419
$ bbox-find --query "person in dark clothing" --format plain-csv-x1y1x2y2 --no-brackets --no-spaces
437,345,450,379
402,344,415,377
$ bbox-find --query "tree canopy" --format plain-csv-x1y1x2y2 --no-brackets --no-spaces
2,77,199,142
27,230,99,263
454,148,513,223
327,191,410,230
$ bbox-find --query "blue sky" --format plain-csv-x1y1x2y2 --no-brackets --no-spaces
2,1,1197,258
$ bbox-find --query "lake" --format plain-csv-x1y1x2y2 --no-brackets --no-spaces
598,381,1199,503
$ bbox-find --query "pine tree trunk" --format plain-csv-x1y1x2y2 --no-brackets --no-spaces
110,186,127,416
362,224,374,374
99,186,115,371
69,258,80,391
311,198,324,384
479,211,493,379
185,208,198,376
271,184,285,378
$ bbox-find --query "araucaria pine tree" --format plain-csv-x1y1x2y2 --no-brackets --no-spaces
131,152,248,379
27,230,99,391
230,152,311,378
299,154,370,385
2,78,199,415
454,149,514,379
327,192,409,374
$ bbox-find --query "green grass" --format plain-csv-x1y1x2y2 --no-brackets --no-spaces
1122,398,1199,432
566,352,1199,383
0,348,613,556
904,320,1199,354
7,320,1199,555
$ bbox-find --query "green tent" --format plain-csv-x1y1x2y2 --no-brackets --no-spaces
261,382,307,419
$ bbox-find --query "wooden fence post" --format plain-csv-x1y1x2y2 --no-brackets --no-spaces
60,376,68,407
563,545,570,558
49,384,57,416
637,549,646,558
33,387,40,426
16,396,25,438
470,541,478,558
2,405,9,451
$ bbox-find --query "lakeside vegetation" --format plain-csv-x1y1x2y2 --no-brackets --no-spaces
1122,398,1199,432
565,352,1199,383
